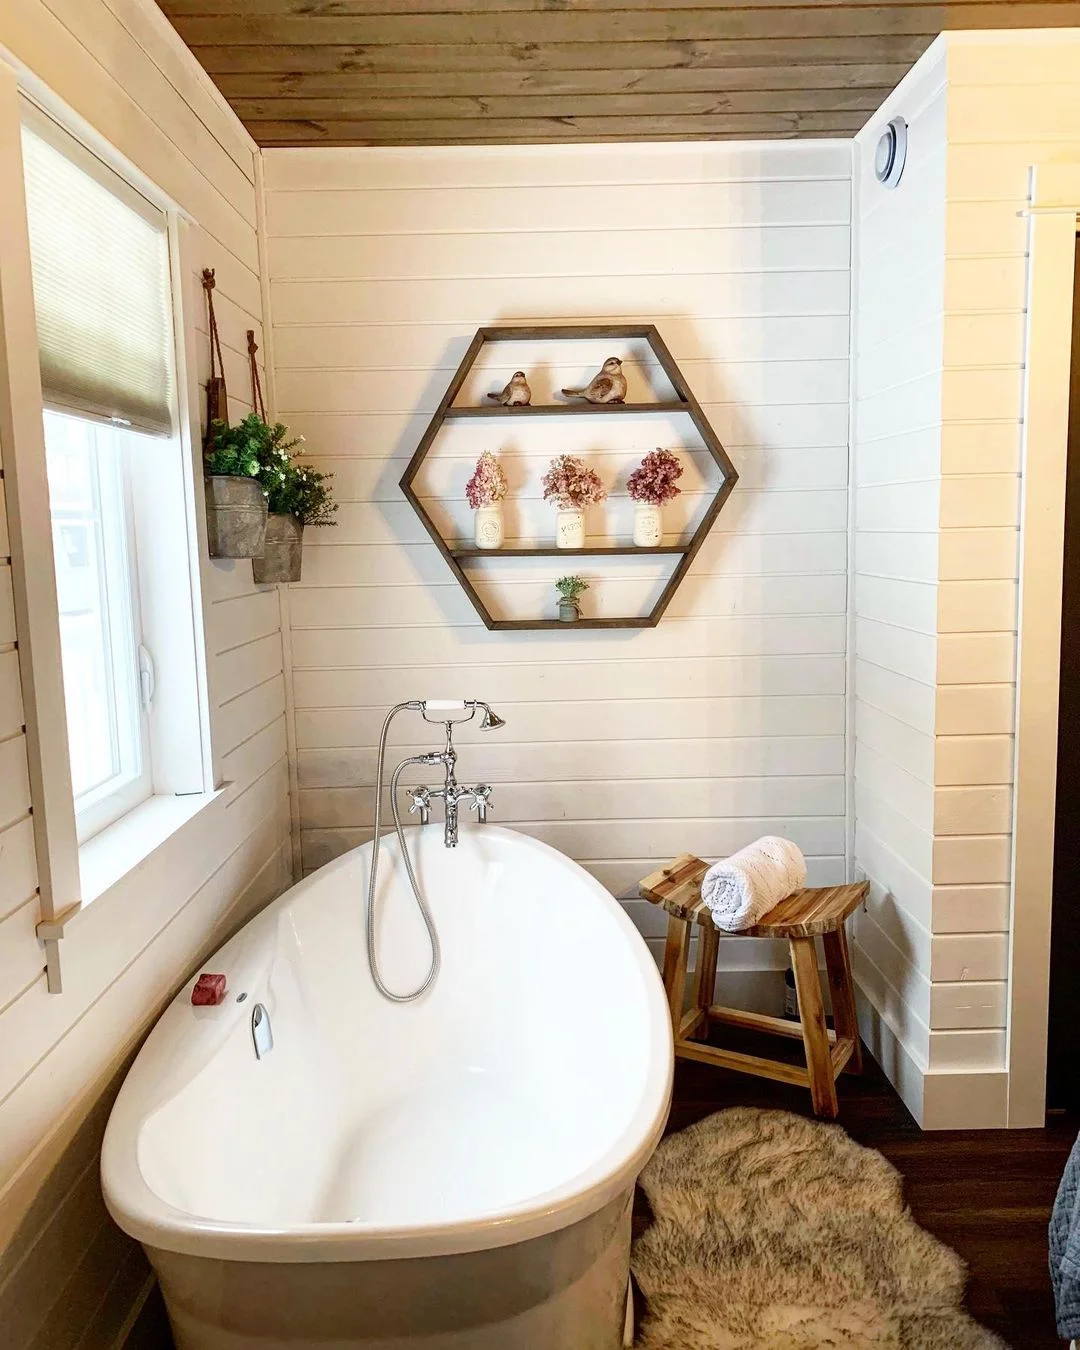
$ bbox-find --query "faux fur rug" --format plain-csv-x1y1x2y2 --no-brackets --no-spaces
631,1108,1008,1349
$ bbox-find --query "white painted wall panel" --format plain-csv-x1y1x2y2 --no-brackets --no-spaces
264,140,852,973
852,50,947,1125
853,29,1080,1125
0,4,290,1345
934,30,1080,1122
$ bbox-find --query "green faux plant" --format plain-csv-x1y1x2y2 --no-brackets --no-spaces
204,413,300,480
206,413,337,528
264,459,337,528
555,575,589,600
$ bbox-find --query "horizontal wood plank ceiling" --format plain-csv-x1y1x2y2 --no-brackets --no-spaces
155,1,1080,144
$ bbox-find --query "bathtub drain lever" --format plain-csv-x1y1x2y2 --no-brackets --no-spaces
251,1003,274,1060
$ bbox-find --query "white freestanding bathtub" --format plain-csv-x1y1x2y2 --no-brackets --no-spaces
102,823,673,1349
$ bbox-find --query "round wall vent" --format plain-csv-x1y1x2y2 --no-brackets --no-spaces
874,117,908,188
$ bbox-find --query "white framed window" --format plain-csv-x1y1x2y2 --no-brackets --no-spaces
11,98,216,904
45,412,153,840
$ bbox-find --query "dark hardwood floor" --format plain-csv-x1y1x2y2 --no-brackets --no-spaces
666,1041,1078,1350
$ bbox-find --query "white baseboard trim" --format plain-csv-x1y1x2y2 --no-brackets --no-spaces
855,981,1010,1129
855,982,927,1124
922,1070,1009,1131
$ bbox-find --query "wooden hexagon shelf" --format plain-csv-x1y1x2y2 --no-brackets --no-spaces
399,324,738,631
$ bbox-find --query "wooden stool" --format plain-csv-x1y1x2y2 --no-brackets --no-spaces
639,854,869,1118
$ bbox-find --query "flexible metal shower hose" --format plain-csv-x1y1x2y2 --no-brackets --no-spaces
365,704,441,1003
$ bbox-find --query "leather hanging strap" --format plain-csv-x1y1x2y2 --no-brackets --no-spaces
247,329,267,423
202,268,228,447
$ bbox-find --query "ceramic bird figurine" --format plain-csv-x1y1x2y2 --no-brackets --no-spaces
561,357,627,405
486,371,531,406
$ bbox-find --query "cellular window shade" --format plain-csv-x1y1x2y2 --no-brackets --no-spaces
21,117,175,436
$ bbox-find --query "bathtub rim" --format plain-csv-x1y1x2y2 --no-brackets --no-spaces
101,825,674,1264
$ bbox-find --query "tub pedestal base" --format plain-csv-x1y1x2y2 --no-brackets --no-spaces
150,1190,633,1350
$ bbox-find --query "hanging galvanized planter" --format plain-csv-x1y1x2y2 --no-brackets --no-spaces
201,270,267,560
253,512,303,584
204,475,268,559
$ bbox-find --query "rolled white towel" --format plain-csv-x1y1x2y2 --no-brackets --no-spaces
700,836,807,932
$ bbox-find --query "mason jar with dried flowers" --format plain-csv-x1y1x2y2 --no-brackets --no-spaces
626,447,684,547
465,450,509,549
541,454,607,549
555,575,589,622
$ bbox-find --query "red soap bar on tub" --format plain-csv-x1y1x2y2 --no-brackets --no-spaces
191,972,227,1006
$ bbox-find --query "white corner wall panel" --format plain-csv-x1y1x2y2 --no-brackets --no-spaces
934,786,1012,837
930,979,1007,1029
935,734,1015,787
855,742,934,833
931,883,1009,935
855,618,937,687
924,28,1080,1124
936,580,1018,634
938,476,1021,530
937,529,1019,582
936,631,1016,685
926,1028,1007,1073
852,47,947,1125
0,4,288,1345
935,684,1015,736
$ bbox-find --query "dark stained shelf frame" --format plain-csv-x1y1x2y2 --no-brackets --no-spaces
451,545,691,559
489,617,654,631
399,323,738,631
443,401,691,419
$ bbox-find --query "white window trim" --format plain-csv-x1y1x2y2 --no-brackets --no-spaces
78,789,224,909
0,62,221,991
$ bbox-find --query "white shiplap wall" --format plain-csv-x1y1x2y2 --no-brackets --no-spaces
0,2,290,1345
852,29,1080,1128
934,29,1080,1125
264,140,852,975
851,47,950,1123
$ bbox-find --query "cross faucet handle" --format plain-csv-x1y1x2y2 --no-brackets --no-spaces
404,786,431,825
468,785,494,821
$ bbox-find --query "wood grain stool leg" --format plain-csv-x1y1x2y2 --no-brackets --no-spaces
790,936,838,1118
661,915,691,1037
689,922,719,1040
823,923,863,1074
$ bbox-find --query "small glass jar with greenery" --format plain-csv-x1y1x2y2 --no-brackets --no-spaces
555,575,589,623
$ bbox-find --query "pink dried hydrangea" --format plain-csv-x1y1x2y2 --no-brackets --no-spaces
541,454,607,510
627,448,683,506
465,451,508,509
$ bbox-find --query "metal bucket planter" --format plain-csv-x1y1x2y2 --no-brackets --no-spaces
204,476,267,559
252,513,304,584
558,597,581,623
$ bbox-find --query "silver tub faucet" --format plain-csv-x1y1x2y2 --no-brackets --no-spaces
402,712,495,847
367,699,505,1003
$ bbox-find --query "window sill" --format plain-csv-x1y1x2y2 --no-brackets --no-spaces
78,789,224,909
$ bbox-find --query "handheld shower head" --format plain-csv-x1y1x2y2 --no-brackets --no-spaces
414,699,504,729
477,703,506,731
